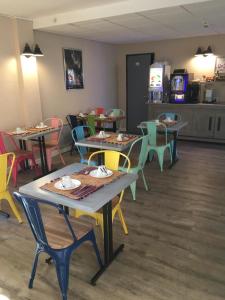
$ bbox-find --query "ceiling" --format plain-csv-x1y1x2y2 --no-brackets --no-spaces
1,0,225,44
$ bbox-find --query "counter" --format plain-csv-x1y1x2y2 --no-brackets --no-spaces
148,103,225,143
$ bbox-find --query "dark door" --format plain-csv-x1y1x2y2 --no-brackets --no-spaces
126,53,154,134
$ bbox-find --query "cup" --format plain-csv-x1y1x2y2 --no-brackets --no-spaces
61,176,73,188
79,112,84,117
16,127,22,133
90,110,95,115
100,114,105,118
40,122,45,128
99,130,105,137
117,133,123,141
155,119,160,124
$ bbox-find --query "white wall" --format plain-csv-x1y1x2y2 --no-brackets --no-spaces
116,34,225,112
34,31,117,120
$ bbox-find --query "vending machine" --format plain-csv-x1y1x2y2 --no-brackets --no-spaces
170,69,189,103
149,62,171,103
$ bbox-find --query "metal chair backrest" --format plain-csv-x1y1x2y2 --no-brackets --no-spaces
13,192,77,249
157,112,181,122
44,117,64,145
96,107,105,115
88,150,130,171
71,125,94,158
0,131,20,154
107,108,125,117
86,115,96,135
126,135,149,169
146,121,168,146
66,115,78,129
0,152,15,193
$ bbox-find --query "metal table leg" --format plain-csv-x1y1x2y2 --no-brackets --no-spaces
90,201,124,285
41,136,49,174
38,136,45,175
169,131,178,168
112,121,117,132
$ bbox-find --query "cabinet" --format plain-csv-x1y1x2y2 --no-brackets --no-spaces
214,113,225,139
193,111,215,138
148,104,225,142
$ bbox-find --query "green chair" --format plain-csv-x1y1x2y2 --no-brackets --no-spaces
119,135,149,200
146,121,172,172
107,108,125,131
86,115,96,135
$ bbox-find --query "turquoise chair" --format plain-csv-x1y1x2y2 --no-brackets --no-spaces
157,112,181,157
71,126,96,165
107,108,125,131
146,121,172,172
119,135,149,200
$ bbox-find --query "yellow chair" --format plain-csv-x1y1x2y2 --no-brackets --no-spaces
0,153,22,223
74,150,131,235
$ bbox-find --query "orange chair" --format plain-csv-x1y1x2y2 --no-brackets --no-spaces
32,117,65,171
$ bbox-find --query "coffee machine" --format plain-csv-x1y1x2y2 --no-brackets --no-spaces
170,69,188,103
148,62,171,103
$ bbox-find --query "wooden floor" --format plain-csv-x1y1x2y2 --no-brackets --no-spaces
1,141,225,300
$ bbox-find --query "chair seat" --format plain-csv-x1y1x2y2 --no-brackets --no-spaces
97,196,120,213
14,149,34,157
44,214,92,249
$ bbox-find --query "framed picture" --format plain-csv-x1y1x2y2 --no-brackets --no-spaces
63,48,84,89
215,56,225,75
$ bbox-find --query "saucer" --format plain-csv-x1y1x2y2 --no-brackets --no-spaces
89,169,113,178
35,125,48,129
54,179,81,191
12,130,27,135
96,133,110,139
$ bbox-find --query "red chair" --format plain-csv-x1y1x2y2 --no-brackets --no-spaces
95,107,105,115
95,107,105,129
32,117,65,171
0,132,39,186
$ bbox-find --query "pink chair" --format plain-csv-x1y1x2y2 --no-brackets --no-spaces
32,117,65,171
0,131,39,186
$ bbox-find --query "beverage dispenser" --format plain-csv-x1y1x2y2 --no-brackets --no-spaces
149,62,171,103
170,69,188,103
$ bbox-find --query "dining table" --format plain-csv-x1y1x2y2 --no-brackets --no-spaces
10,127,60,176
19,163,138,284
75,132,139,164
137,120,188,167
77,114,126,132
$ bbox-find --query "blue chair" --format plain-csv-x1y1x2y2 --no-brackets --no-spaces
71,125,96,165
13,192,102,300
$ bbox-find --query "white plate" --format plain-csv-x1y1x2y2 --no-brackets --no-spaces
12,130,27,135
99,115,106,119
96,134,110,139
35,125,48,129
54,179,81,191
89,169,113,178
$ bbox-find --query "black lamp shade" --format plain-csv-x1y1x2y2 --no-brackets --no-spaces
204,46,213,56
22,43,33,57
195,47,203,57
33,44,44,57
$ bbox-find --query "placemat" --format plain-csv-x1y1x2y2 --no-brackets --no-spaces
87,133,138,145
9,126,53,136
40,167,125,201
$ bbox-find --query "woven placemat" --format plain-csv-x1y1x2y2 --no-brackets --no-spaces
40,167,125,201
87,133,138,145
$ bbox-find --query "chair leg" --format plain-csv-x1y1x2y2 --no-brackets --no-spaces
12,162,18,186
117,206,128,235
30,156,40,176
89,231,103,267
46,149,52,171
54,252,71,300
29,248,41,289
5,192,22,223
57,146,66,166
149,150,155,162
141,169,149,191
130,181,137,201
156,149,165,172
